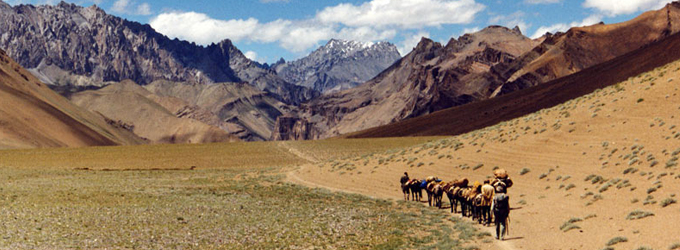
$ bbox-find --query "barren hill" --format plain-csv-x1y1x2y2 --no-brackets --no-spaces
0,1,315,105
290,38,680,250
274,2,680,141
489,1,680,95
347,22,680,139
273,26,538,140
144,80,294,141
69,80,239,144
0,48,143,149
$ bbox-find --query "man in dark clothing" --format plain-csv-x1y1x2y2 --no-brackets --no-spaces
400,172,410,185
400,172,410,200
491,185,510,240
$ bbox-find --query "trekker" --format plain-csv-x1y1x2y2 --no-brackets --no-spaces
491,169,513,192
491,185,510,240
480,180,495,226
400,172,410,186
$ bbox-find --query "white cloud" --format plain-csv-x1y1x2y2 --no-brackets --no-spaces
150,0,486,54
244,51,258,61
150,12,259,45
111,0,129,13
488,11,531,35
111,0,152,16
583,0,672,16
150,12,400,53
136,3,152,15
260,0,290,2
530,15,602,38
397,31,430,55
317,0,485,29
461,26,481,36
524,0,560,3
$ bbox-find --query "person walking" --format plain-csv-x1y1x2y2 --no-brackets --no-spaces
491,185,510,240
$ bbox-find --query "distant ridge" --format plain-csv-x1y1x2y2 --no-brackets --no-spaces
273,39,401,93
0,1,316,105
0,48,144,148
345,28,680,138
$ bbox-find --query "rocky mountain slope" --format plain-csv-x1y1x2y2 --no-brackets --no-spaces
273,2,680,141
0,48,144,148
273,26,538,140
273,39,401,93
0,1,315,105
69,80,239,144
486,1,680,95
144,80,293,141
346,26,680,138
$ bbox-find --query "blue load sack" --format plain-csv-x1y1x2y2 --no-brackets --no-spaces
420,180,427,188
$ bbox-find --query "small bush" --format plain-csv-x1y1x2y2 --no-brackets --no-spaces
637,98,645,103
606,236,628,246
626,210,655,220
661,198,677,207
520,168,531,175
669,243,680,250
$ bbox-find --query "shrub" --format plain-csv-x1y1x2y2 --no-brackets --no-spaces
661,198,677,207
519,168,531,175
606,236,628,246
626,210,655,220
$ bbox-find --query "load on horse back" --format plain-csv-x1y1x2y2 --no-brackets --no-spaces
491,169,513,192
425,176,442,207
400,172,411,200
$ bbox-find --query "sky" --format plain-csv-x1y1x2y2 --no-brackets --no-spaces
5,0,677,63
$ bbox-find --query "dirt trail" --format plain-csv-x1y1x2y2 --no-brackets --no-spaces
278,142,517,250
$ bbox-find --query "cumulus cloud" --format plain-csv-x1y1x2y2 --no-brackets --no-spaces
136,3,152,15
397,31,430,55
244,51,258,61
317,0,485,29
530,15,602,38
150,12,259,45
111,0,129,13
111,0,152,16
488,11,531,34
583,0,672,16
150,0,486,54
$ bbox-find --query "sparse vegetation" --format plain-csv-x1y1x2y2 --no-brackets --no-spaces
626,210,655,220
661,198,677,207
606,236,628,246
520,168,531,175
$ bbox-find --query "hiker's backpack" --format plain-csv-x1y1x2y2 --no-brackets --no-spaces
494,194,509,213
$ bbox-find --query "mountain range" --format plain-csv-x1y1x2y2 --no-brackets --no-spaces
272,2,680,140
0,47,144,148
2,1,680,147
272,39,401,93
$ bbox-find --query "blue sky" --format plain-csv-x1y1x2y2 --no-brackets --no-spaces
6,0,676,63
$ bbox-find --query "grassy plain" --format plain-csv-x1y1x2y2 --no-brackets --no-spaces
0,136,492,249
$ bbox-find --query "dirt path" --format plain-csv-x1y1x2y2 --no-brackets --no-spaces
278,142,517,250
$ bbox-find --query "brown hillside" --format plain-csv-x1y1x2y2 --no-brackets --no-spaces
0,49,144,149
347,27,680,139
291,49,680,250
69,80,238,144
492,1,680,95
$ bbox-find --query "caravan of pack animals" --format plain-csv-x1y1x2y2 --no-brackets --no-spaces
400,169,513,239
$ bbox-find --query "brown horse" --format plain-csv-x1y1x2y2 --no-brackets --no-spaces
408,179,423,201
401,180,411,200
426,179,442,207
445,178,468,213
